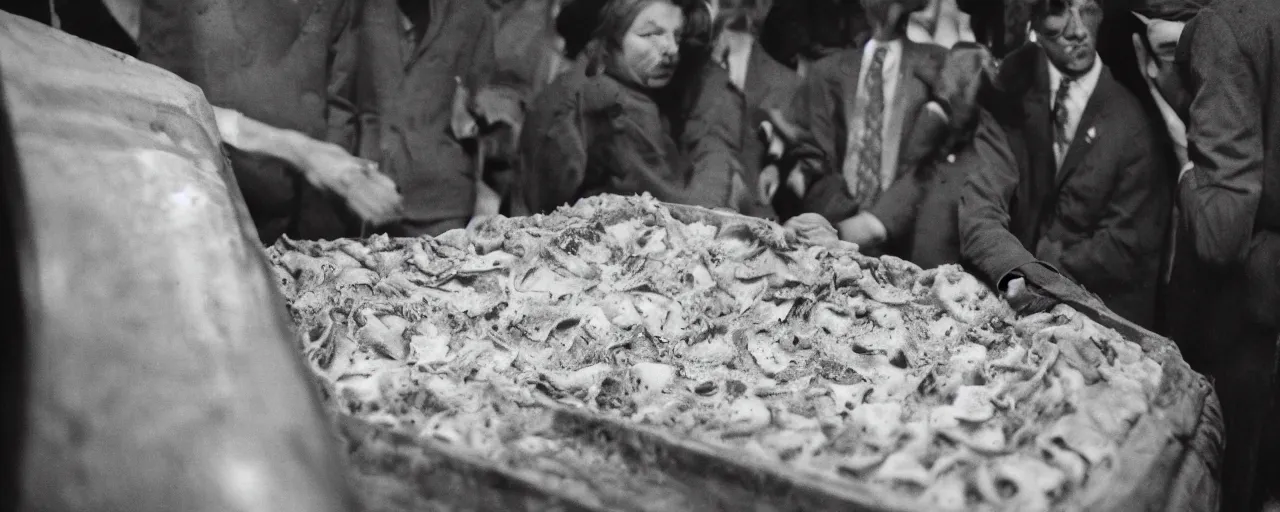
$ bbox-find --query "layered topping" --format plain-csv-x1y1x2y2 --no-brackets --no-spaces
270,195,1169,511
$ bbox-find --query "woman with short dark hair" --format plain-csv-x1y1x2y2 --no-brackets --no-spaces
515,0,748,215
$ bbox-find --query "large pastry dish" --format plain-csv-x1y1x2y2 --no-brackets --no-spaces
269,195,1222,512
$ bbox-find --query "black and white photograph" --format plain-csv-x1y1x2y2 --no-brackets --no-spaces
0,0,1276,510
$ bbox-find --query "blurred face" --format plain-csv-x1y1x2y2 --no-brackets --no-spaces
1035,0,1103,76
614,1,685,89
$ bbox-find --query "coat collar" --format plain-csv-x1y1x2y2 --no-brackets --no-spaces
405,0,457,71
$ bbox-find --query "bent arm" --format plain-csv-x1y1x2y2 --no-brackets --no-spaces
1180,11,1265,267
958,117,1046,289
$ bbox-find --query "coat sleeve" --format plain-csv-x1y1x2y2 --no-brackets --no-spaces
326,0,359,152
1053,127,1170,291
520,90,588,214
958,111,1045,288
680,65,745,209
786,56,860,222
1178,10,1266,268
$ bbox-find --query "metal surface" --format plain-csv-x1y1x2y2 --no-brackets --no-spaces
1,12,352,512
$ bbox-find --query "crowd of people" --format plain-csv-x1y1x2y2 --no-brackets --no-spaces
11,0,1278,509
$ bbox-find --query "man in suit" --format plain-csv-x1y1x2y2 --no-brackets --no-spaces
357,0,496,237
959,0,1173,328
781,0,946,251
1134,1,1280,509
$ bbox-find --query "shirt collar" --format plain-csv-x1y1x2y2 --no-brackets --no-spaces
864,38,904,60
400,10,415,35
1047,54,1103,102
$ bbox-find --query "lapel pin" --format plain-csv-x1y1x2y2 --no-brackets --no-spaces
1086,127,1097,143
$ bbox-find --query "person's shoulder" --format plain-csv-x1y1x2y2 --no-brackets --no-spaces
906,40,947,60
808,47,863,76
579,72,638,114
992,43,1042,93
1095,66,1149,129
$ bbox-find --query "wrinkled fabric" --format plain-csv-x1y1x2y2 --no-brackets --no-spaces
964,44,1173,330
137,0,359,243
356,0,496,236
517,64,745,215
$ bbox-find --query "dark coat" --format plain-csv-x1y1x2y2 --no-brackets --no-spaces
515,64,745,214
736,42,801,220
784,40,947,224
872,108,1014,269
356,0,495,236
137,0,358,242
1169,0,1280,332
1164,4,1280,508
962,44,1173,329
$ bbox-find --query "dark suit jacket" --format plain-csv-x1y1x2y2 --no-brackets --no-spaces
785,40,947,224
1168,0,1280,344
736,42,801,219
871,108,1015,269
357,0,495,235
962,44,1173,329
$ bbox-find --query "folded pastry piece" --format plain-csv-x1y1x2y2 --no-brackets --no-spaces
268,194,1184,512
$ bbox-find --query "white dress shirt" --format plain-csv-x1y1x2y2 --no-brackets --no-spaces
1047,54,1103,166
842,38,904,191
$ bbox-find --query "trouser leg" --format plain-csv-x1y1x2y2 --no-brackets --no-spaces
1213,325,1279,512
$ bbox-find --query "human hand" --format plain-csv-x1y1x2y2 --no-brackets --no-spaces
451,78,479,141
785,164,807,197
759,165,781,202
784,213,838,245
1004,276,1059,316
469,85,524,131
837,212,887,248
1132,33,1188,168
297,140,402,226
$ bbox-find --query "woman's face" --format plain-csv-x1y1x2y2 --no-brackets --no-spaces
615,1,685,89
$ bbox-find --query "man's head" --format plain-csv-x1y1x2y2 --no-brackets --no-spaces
1031,0,1103,76
1131,0,1209,122
1133,12,1190,119
861,0,929,41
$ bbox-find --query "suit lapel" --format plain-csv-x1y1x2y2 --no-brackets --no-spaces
406,0,454,71
1055,68,1115,190
838,49,864,168
744,42,770,109
893,42,930,165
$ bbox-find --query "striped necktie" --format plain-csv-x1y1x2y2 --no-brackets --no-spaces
851,45,889,208
1052,75,1074,168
